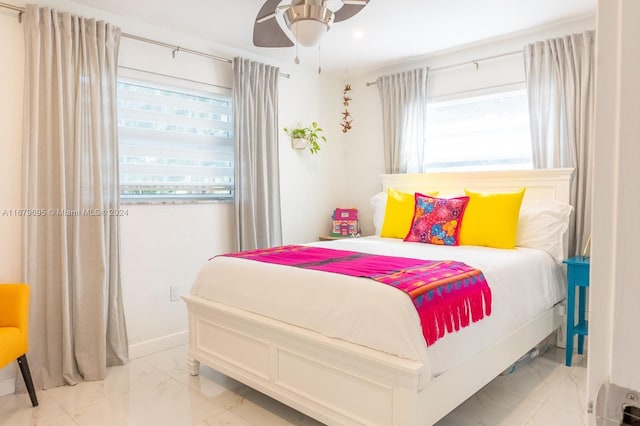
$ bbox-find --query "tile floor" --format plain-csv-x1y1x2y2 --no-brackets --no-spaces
0,345,587,426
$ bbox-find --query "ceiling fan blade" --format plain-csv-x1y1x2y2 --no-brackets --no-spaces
256,0,282,22
334,0,369,23
253,19,294,47
256,12,276,24
253,0,294,47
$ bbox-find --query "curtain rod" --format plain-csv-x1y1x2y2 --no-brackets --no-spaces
119,65,232,91
0,0,21,13
366,50,522,87
0,1,291,79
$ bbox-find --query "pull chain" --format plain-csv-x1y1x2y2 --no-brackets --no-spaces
295,42,300,64
294,25,300,64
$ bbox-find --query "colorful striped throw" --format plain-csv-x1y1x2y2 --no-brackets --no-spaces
222,245,492,346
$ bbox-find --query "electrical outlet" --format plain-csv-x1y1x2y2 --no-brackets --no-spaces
170,285,179,302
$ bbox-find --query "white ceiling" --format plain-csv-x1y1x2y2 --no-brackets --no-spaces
69,0,596,76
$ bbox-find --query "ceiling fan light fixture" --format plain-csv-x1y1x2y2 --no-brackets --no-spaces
284,4,333,47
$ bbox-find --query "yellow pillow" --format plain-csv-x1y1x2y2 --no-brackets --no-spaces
380,188,438,239
459,188,526,249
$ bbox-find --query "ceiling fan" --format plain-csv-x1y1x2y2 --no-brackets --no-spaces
253,0,370,48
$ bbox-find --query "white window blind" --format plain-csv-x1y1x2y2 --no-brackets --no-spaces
424,87,533,171
117,79,233,201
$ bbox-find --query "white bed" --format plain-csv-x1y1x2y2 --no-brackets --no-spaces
183,168,573,426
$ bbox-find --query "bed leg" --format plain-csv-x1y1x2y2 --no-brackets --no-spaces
187,356,200,376
556,302,567,349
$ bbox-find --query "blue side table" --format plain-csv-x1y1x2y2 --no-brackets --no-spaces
563,256,590,366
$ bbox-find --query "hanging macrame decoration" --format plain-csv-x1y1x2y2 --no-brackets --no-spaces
340,84,353,133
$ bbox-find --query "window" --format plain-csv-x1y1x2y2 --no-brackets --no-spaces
423,87,533,171
117,79,233,201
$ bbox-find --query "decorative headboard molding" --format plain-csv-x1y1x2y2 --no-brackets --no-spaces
380,168,574,204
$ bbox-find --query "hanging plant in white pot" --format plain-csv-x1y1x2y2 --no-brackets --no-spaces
284,122,326,154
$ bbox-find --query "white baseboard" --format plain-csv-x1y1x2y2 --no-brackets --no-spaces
0,363,16,396
128,330,188,359
0,377,16,397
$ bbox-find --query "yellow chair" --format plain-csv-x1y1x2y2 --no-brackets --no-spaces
0,284,38,407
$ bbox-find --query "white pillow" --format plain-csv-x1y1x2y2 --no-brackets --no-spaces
516,199,573,262
370,191,387,236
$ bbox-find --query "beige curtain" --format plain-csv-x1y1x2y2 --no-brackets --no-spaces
22,4,128,389
524,31,595,256
232,57,282,251
376,68,429,174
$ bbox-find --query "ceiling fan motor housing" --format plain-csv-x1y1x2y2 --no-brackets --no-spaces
284,2,334,47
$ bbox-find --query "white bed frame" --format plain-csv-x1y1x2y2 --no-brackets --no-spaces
183,168,574,426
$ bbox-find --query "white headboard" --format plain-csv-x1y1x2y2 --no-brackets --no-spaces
380,168,574,204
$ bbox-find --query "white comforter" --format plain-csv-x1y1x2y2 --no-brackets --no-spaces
191,237,565,386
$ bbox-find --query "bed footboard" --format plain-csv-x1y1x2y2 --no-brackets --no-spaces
184,294,564,426
183,294,426,426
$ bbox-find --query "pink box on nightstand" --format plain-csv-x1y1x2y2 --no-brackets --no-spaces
331,208,360,237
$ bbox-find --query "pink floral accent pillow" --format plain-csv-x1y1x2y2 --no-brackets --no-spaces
404,194,470,245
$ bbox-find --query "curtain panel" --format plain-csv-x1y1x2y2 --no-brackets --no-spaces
376,68,429,174
22,4,128,389
232,57,282,251
524,31,595,256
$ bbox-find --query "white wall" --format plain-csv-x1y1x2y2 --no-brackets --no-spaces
120,203,235,357
0,6,24,282
0,7,25,397
343,16,595,236
279,69,348,244
587,1,640,423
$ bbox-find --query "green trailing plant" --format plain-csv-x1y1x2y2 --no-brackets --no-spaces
284,121,327,154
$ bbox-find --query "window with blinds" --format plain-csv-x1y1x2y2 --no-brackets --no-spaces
117,79,233,201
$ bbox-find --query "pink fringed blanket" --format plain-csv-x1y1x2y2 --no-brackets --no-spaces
222,245,492,346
